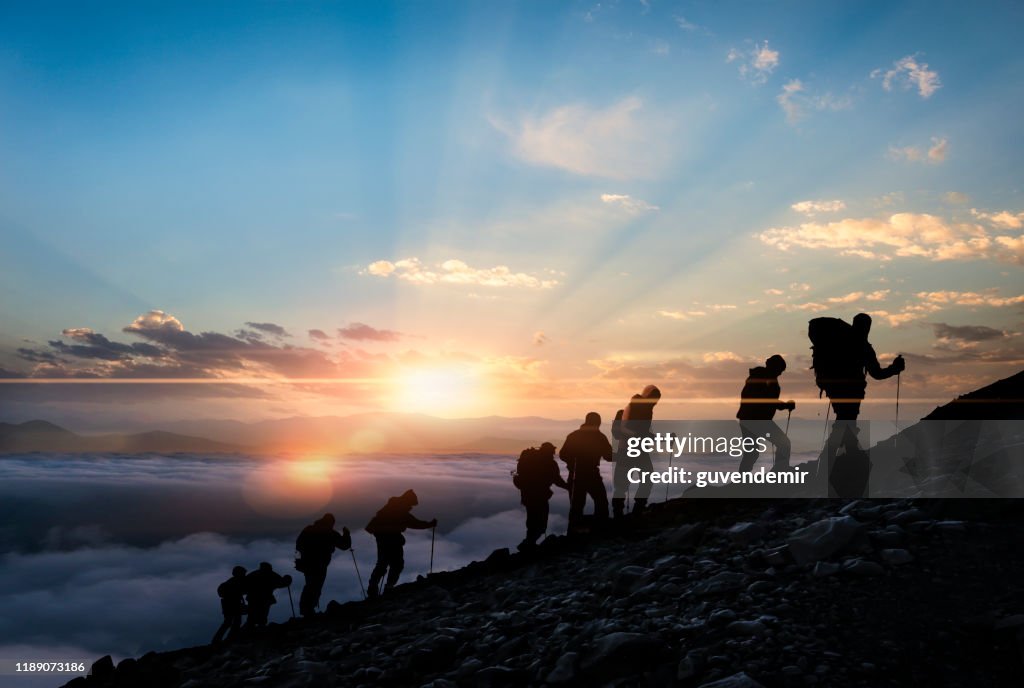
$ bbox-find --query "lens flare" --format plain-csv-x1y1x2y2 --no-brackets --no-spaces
242,458,334,518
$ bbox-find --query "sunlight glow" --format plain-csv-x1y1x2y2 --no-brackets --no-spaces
392,367,481,416
242,458,334,518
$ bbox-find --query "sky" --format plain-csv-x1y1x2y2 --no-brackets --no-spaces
1,1,1022,427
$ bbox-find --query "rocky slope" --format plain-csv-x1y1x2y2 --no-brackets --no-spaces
63,496,1024,688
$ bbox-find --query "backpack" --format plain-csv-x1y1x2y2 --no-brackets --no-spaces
512,447,542,489
808,317,862,396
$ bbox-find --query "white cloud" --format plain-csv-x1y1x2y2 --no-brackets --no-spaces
362,258,559,289
943,192,970,205
494,96,674,179
758,212,1024,264
657,309,707,321
600,193,660,213
764,288,784,296
777,79,851,124
703,351,744,363
791,199,846,216
729,41,779,84
872,54,942,98
674,15,700,32
533,331,548,346
916,290,1024,308
928,137,948,163
123,310,185,335
971,208,1024,230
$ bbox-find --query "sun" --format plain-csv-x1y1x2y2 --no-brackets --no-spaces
392,367,480,416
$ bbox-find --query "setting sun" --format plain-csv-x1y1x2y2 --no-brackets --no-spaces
392,367,480,416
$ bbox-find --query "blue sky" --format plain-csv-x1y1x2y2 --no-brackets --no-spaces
1,1,1022,423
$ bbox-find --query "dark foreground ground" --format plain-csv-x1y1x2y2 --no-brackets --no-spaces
63,496,1024,688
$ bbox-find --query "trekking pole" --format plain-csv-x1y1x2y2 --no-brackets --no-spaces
895,371,901,432
286,583,296,619
815,402,830,480
786,409,792,435
350,549,366,600
666,454,672,503
429,524,436,575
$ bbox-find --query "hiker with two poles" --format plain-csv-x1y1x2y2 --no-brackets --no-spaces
295,513,352,617
365,489,438,598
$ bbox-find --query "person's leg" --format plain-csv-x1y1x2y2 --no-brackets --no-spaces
611,454,628,518
765,420,791,470
384,540,404,590
738,421,762,472
524,498,544,544
569,478,586,530
367,537,388,598
212,615,231,644
632,452,653,512
300,567,326,616
589,471,609,522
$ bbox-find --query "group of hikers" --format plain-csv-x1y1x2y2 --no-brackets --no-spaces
214,312,906,639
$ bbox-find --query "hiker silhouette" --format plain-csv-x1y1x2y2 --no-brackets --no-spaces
212,565,247,645
611,385,661,518
809,312,905,496
364,489,436,597
736,355,795,472
295,513,352,617
559,412,613,533
513,442,569,551
243,562,291,629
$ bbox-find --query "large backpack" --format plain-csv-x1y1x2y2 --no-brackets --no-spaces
808,317,862,396
512,447,543,489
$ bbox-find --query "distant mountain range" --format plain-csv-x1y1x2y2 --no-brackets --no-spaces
0,420,243,454
3,370,1020,454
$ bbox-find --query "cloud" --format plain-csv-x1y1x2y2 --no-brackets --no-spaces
337,323,402,342
916,290,1024,308
533,331,548,346
758,212,1024,264
932,323,1008,344
362,258,558,289
308,329,331,341
493,96,674,179
728,41,779,84
244,322,290,338
888,137,948,164
674,15,701,32
777,79,852,123
791,200,846,216
764,288,784,296
872,54,941,98
657,309,708,321
600,193,660,213
702,351,744,363
943,192,970,205
971,208,1024,230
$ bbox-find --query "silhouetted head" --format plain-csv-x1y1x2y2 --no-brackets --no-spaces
232,566,246,578
584,411,601,427
641,385,662,401
400,489,418,506
259,562,272,573
853,313,872,337
319,513,336,527
766,354,787,376
539,441,556,457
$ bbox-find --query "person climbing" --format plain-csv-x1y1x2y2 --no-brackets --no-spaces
809,312,905,495
611,385,661,518
365,489,437,597
243,562,292,629
736,354,796,472
559,412,613,533
513,442,569,550
211,565,248,645
295,513,352,617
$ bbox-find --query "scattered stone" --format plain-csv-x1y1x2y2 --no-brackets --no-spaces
698,671,766,687
879,549,914,566
841,559,885,577
787,516,864,565
727,522,766,545
545,652,578,684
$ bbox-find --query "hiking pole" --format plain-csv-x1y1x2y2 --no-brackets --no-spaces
786,409,792,435
815,402,830,480
350,549,366,600
286,583,296,619
666,454,672,502
895,371,901,432
430,524,436,575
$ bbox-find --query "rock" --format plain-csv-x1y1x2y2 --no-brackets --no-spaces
727,522,766,545
545,652,579,684
787,516,864,565
89,655,115,679
708,609,738,627
890,508,927,525
762,546,789,566
697,571,748,595
663,522,706,549
472,665,524,687
678,653,700,680
726,620,767,637
841,559,885,577
614,565,654,594
581,632,669,678
747,580,774,594
879,548,914,566
812,561,839,577
698,671,766,687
